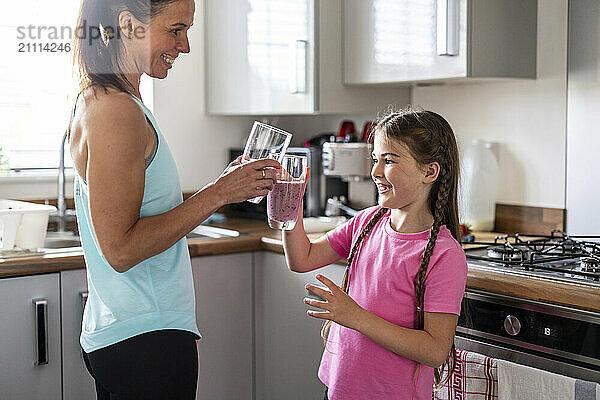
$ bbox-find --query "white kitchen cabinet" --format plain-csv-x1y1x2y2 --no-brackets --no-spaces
205,0,411,115
0,273,62,400
60,269,95,400
344,0,537,85
254,251,346,400
191,253,254,400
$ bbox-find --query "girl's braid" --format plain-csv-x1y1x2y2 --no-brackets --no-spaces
414,176,450,329
342,207,389,292
413,123,454,328
321,207,388,343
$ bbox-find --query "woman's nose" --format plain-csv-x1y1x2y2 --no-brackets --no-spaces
176,34,191,53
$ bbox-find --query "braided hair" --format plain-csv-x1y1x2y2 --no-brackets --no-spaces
321,207,389,342
322,107,461,389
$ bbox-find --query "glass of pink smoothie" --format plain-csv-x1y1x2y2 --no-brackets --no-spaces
267,155,307,230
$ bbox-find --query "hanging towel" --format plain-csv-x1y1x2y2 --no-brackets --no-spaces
434,348,498,400
497,359,600,400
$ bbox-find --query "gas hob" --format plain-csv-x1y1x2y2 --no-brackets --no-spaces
464,230,600,287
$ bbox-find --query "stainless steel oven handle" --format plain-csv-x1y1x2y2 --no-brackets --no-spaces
454,335,600,383
456,326,600,368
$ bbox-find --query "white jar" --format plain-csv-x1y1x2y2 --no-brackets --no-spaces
459,139,499,231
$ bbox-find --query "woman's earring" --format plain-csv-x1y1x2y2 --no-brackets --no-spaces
99,23,111,47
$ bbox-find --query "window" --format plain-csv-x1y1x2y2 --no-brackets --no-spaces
0,0,152,175
373,0,436,67
247,0,309,93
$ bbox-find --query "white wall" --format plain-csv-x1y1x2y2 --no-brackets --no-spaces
412,0,567,209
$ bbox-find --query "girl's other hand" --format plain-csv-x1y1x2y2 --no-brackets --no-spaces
214,158,282,204
304,274,367,330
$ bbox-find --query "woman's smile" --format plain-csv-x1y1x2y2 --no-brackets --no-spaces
160,53,176,67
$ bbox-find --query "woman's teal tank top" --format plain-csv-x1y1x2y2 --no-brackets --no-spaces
74,94,201,352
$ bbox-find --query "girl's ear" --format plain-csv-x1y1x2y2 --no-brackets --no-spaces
423,162,440,184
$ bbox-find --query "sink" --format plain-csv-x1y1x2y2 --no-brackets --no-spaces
42,232,81,249
186,225,241,240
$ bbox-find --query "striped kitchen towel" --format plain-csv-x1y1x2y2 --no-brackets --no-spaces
434,348,498,400
497,359,600,400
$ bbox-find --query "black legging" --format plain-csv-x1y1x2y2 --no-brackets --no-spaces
82,329,198,400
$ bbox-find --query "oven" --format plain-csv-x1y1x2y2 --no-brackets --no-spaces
456,289,600,382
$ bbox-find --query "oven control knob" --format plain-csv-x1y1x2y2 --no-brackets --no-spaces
504,315,521,336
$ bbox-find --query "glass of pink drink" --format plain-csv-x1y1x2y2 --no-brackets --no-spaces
267,155,308,230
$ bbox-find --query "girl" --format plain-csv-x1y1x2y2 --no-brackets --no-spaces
283,108,468,400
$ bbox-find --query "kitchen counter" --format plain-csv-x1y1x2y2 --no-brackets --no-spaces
1,222,599,313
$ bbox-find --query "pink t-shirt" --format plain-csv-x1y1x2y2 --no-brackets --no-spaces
320,206,468,400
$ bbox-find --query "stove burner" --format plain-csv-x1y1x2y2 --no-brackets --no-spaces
466,231,600,284
487,246,524,261
581,257,600,274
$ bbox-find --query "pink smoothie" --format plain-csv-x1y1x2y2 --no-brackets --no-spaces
267,181,304,222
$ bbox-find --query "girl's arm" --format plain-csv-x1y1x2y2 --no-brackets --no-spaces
282,179,342,272
305,275,457,368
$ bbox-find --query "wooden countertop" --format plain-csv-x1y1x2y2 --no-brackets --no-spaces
1,223,599,313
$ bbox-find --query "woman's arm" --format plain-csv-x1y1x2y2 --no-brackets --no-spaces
305,275,457,368
83,93,280,272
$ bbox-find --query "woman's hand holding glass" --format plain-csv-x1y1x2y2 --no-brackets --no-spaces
214,156,282,204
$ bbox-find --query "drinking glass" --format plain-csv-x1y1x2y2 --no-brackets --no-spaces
267,155,307,230
243,121,293,203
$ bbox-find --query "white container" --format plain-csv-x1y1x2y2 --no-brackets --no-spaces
459,140,499,231
0,212,23,250
0,200,56,250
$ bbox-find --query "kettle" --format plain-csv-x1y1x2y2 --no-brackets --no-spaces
460,139,499,231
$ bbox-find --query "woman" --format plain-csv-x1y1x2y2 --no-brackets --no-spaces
69,0,279,398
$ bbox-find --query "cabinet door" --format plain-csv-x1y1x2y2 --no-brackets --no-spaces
254,251,345,400
61,269,95,400
206,0,315,115
0,274,61,400
191,253,254,399
344,0,468,83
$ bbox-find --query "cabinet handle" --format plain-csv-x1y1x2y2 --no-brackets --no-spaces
33,299,49,366
80,290,89,320
289,40,308,94
80,290,89,307
436,0,460,56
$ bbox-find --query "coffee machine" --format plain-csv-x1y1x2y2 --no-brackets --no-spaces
321,142,377,215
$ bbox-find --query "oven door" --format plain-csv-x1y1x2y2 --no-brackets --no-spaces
456,290,600,382
454,335,600,382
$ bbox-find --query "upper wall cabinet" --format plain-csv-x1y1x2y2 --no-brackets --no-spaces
205,0,411,115
343,0,537,85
